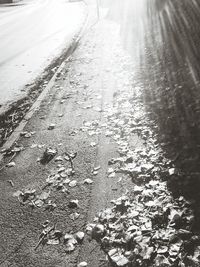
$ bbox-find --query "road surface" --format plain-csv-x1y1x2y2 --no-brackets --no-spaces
0,0,86,107
1,1,200,267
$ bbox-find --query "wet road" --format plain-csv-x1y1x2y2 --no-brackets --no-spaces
0,0,85,107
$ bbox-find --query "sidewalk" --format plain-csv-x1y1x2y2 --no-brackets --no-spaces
1,4,200,267
0,14,140,267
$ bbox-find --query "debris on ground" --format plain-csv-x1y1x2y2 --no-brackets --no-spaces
45,200,57,211
20,131,36,138
77,262,88,267
90,142,97,147
87,89,200,267
64,233,77,252
40,147,57,164
55,156,64,162
6,161,16,168
83,178,93,184
13,147,79,211
35,229,85,253
64,151,77,173
8,179,14,187
64,231,85,253
75,231,85,242
92,166,101,176
69,180,78,188
15,188,36,204
5,41,200,267
68,199,79,209
69,212,80,221
35,222,61,250
0,100,34,147
48,123,56,130
1,144,24,157
30,144,45,149
87,181,198,266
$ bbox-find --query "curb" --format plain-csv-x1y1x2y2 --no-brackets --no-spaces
0,4,90,164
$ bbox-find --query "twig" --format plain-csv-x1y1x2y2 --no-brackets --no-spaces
11,111,17,123
34,223,56,251
65,152,75,171
0,152,16,172
90,243,99,253
4,128,8,139
8,180,14,187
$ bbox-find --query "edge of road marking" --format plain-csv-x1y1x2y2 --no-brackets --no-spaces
0,5,90,164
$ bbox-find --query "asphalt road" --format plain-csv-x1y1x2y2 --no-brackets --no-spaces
0,0,85,107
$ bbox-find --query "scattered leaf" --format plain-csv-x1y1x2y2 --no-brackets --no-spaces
6,161,16,167
48,124,56,130
77,262,88,267
69,180,77,187
68,199,79,208
83,178,93,184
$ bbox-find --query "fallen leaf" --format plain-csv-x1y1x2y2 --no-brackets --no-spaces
55,156,64,162
69,212,80,220
69,180,77,187
90,142,97,147
68,199,79,208
108,249,129,266
83,178,93,184
75,231,85,242
93,166,101,171
6,161,16,167
65,242,75,252
35,199,44,207
108,168,114,174
40,147,57,164
78,262,88,267
48,124,56,130
64,233,74,241
39,191,50,200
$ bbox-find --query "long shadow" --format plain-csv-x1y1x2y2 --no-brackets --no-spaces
140,0,200,230
101,0,200,230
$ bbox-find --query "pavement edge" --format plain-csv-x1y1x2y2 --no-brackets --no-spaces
0,4,90,163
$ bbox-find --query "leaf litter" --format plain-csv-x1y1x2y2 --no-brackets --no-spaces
35,219,85,251
13,149,81,210
87,181,196,266
9,67,200,266
86,88,200,267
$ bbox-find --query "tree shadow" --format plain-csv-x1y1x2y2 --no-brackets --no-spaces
140,0,200,230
